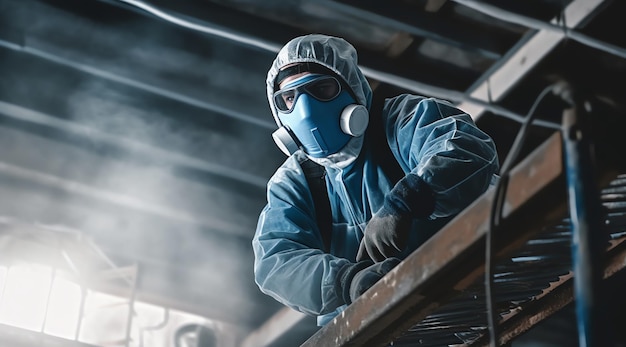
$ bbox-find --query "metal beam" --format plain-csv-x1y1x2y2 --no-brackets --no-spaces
0,100,268,189
96,0,556,128
0,39,275,131
300,132,566,347
452,0,626,60
313,0,501,59
455,0,607,120
0,160,251,236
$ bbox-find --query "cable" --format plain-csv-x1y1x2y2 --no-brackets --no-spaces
484,83,557,346
500,86,557,174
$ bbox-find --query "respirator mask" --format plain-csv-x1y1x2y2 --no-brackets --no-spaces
271,74,369,158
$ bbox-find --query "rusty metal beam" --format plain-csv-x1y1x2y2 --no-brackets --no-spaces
301,132,566,347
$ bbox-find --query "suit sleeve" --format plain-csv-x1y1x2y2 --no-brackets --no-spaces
384,95,499,219
252,160,350,316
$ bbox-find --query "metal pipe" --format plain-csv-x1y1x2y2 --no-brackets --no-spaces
115,0,282,53
561,96,609,347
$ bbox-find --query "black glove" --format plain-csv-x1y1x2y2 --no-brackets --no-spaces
336,258,401,304
357,174,435,262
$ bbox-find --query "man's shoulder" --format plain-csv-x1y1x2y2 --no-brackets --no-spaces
382,94,430,110
269,153,308,184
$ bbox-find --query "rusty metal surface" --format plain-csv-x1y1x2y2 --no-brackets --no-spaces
301,133,569,347
301,130,626,347
391,174,626,346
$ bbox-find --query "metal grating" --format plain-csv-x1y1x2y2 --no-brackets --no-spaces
390,174,626,346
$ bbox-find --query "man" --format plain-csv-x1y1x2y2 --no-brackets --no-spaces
252,34,499,326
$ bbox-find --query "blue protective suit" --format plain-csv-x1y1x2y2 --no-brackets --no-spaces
253,34,499,325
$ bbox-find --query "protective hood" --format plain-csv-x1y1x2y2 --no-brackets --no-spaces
266,34,373,129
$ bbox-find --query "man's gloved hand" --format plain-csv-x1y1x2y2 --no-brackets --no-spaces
336,258,401,304
357,173,435,262
357,209,411,262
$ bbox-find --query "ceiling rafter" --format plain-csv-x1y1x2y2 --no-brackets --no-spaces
0,39,276,131
455,0,608,120
0,100,269,189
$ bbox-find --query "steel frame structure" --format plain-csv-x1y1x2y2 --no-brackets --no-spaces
299,129,626,346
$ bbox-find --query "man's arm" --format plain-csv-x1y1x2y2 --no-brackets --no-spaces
252,162,349,316
358,95,499,261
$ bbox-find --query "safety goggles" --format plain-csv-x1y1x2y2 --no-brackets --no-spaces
273,75,342,113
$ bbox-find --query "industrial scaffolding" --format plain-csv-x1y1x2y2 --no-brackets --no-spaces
297,97,626,346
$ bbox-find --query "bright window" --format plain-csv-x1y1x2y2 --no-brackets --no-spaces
0,264,52,331
43,276,82,339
